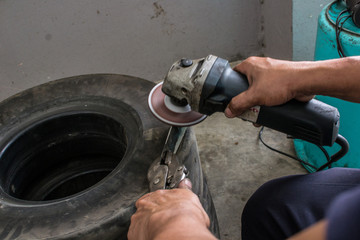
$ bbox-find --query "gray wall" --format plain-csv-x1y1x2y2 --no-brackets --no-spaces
262,0,293,60
262,0,330,61
293,0,331,60
0,0,262,101
0,0,329,101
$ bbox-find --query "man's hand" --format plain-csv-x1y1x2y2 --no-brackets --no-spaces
127,179,217,240
225,57,313,118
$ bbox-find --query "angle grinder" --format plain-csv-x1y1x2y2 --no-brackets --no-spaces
148,55,341,147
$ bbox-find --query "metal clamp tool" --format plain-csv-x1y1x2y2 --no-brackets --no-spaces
147,127,189,191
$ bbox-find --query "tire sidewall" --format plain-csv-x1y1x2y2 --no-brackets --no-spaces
0,75,169,239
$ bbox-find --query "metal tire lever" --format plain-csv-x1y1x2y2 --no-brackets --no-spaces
147,126,189,192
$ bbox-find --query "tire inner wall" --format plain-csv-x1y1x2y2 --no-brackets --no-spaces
0,112,127,201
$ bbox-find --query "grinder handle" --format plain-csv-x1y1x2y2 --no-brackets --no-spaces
255,99,340,147
201,58,340,147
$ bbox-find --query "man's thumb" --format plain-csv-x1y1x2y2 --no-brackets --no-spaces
178,178,192,190
225,106,236,118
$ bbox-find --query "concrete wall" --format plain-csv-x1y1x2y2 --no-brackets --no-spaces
293,0,331,60
262,0,293,60
0,0,262,101
0,0,328,102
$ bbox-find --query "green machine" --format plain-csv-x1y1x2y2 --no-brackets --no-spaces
294,0,360,171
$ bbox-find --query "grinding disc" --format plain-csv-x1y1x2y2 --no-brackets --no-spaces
148,82,206,126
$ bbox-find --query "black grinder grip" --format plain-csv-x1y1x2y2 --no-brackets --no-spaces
200,58,340,147
257,100,339,146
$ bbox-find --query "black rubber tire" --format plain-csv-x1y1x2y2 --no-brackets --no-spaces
0,74,219,239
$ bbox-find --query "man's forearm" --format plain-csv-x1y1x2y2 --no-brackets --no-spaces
294,57,360,102
153,217,217,240
287,220,327,240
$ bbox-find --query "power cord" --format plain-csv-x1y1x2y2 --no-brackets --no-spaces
258,127,349,172
336,9,351,57
316,134,349,171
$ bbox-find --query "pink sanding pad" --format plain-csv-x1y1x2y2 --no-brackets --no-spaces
148,82,206,126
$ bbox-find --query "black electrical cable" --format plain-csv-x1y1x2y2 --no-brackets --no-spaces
258,127,318,171
317,145,331,163
340,15,352,32
337,15,351,57
316,135,349,171
258,127,349,172
335,9,351,57
336,10,348,57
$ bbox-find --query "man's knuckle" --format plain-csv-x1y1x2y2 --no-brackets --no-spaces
154,189,166,195
135,198,148,208
247,56,257,62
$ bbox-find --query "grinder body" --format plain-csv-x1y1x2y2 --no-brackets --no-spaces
162,55,340,147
